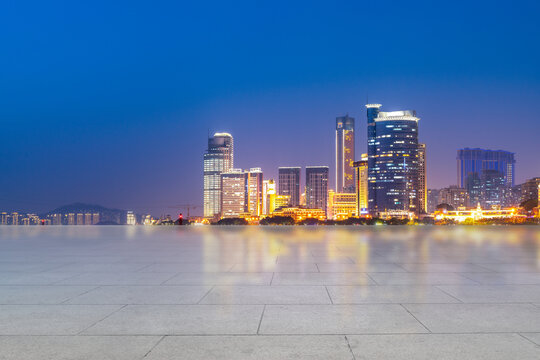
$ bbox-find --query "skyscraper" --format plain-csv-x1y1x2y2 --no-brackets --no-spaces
336,115,355,193
246,168,263,217
418,143,427,213
220,168,263,218
457,148,515,206
278,167,301,206
221,169,246,218
203,133,234,219
353,154,368,215
438,186,469,209
365,104,422,216
306,166,329,213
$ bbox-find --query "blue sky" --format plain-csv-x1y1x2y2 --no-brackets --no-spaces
1,0,539,215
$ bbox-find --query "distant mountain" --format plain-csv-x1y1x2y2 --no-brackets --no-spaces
42,203,127,225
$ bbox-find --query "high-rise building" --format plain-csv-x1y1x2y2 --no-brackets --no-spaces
67,213,75,225
1,212,7,225
76,213,84,225
278,167,301,206
427,189,440,214
336,115,355,193
221,169,246,218
126,211,136,225
246,168,263,217
84,213,92,225
438,186,469,209
221,168,263,218
11,212,19,225
204,133,234,219
521,177,540,203
262,179,276,215
92,213,100,225
353,154,368,215
457,148,515,206
306,166,329,213
327,190,357,220
481,169,505,208
366,104,422,216
418,143,427,213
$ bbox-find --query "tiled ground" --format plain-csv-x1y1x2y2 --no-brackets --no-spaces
0,225,539,359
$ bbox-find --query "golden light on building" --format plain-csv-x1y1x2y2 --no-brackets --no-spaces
434,204,526,223
327,190,357,220
271,207,326,222
353,154,368,215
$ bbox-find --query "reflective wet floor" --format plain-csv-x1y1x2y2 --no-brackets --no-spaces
0,226,539,359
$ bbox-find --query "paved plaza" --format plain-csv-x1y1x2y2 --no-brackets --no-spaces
0,226,539,359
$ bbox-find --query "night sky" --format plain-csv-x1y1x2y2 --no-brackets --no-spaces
1,0,539,216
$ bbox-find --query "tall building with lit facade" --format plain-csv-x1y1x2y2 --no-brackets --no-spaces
246,168,263,217
366,104,422,216
418,143,427,213
457,148,515,206
327,190,357,220
353,154,368,215
278,167,300,206
336,115,355,193
262,179,276,215
306,166,329,213
204,133,234,219
221,169,246,218
126,211,136,225
221,168,263,218
438,186,469,209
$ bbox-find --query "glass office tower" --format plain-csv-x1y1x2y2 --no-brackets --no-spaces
278,167,301,206
366,104,422,216
457,148,515,207
336,115,355,193
305,166,329,213
203,133,234,219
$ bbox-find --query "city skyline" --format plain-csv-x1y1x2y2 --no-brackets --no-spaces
1,1,540,215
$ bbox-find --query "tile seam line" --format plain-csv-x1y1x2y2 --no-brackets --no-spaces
344,335,357,360
60,285,102,304
196,286,215,304
433,285,465,303
142,335,166,358
76,304,128,335
400,303,432,333
516,332,540,346
256,305,267,335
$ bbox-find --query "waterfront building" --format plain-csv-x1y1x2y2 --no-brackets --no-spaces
306,166,329,213
521,177,540,203
457,148,515,205
11,212,19,225
126,211,136,225
438,186,469,209
336,115,355,193
84,213,92,225
262,179,276,215
270,207,326,222
418,143,427,213
67,213,75,225
278,167,301,206
365,104,422,217
221,169,246,218
353,154,368,215
434,204,525,222
203,133,234,219
221,168,263,218
77,213,84,225
1,212,7,225
427,189,440,214
92,213,100,225
246,168,263,217
327,190,357,220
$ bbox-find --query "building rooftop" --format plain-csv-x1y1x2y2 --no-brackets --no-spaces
0,226,539,359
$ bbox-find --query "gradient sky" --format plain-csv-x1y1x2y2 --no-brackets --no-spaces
1,0,540,216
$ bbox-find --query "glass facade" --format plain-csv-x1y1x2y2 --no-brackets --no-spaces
336,115,355,193
278,167,301,206
366,104,422,215
203,133,234,218
456,148,515,207
305,166,329,213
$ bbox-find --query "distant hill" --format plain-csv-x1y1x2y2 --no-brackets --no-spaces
42,203,127,225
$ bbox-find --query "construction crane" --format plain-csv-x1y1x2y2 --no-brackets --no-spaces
168,204,199,219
